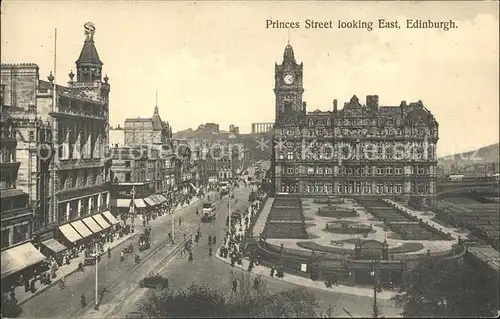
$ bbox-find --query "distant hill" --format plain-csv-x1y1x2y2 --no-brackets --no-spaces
438,142,499,169
171,130,272,161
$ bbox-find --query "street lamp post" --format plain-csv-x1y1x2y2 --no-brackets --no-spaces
370,260,379,318
131,183,136,232
94,242,99,310
171,202,175,244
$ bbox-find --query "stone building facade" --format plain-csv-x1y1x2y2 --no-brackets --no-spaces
0,85,33,249
124,106,172,146
1,22,112,241
109,146,169,221
271,44,439,208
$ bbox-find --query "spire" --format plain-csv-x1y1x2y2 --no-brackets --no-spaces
154,90,159,115
283,43,296,63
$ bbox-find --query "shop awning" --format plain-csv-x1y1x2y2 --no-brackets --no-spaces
82,216,103,233
111,198,131,208
93,214,111,229
134,198,147,208
71,220,93,238
41,238,68,254
1,242,47,279
152,194,163,204
103,211,120,225
144,196,158,206
156,194,167,203
59,223,83,243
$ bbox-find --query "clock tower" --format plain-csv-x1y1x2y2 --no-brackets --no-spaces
274,43,304,123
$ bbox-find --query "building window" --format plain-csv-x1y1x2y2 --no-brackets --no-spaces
376,167,383,175
395,184,402,193
307,167,314,175
287,167,294,174
125,173,131,182
1,229,10,249
307,183,314,193
377,184,383,194
325,167,332,175
316,167,324,175
287,151,294,160
13,223,29,244
325,183,333,193
29,131,35,141
364,184,372,194
395,167,403,175
417,167,425,175
386,167,393,175
315,182,324,193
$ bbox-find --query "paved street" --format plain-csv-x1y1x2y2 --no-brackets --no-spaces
100,185,400,319
18,179,399,319
18,196,212,319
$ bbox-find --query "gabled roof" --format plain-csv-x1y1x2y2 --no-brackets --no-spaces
76,38,103,66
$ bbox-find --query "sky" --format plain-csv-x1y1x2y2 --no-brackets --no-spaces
1,0,499,157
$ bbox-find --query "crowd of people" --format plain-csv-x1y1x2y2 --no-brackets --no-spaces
3,228,121,307
219,196,264,269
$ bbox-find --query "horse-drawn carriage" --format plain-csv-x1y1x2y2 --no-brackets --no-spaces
139,227,151,251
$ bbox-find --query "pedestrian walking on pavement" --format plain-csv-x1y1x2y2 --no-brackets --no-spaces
270,266,275,278
232,278,238,293
179,218,182,226
253,276,260,290
248,260,254,272
208,247,213,256
24,278,30,292
208,235,212,245
213,236,216,244
59,276,67,290
188,251,193,262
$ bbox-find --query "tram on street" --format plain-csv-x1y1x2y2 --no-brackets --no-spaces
201,201,217,222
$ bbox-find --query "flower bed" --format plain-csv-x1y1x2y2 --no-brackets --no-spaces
324,222,373,234
316,206,358,218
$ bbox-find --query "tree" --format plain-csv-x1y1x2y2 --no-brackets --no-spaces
140,272,322,318
140,283,226,318
392,258,499,318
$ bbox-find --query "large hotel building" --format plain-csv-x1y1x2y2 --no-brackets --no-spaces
271,44,439,209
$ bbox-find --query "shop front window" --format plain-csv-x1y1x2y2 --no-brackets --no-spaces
13,224,29,244
1,228,11,249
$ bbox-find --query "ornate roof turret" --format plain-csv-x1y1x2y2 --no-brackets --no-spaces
76,22,103,83
283,44,296,63
76,22,103,66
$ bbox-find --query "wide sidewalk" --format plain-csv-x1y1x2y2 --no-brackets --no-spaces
16,194,209,306
217,196,396,300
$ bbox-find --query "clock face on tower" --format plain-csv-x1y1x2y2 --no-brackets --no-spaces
283,73,294,85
